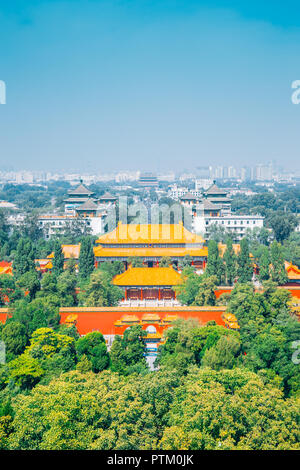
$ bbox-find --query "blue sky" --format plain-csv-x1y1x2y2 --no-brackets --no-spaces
0,0,300,173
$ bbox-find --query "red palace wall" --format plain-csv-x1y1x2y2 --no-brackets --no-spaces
59,306,227,336
0,309,9,325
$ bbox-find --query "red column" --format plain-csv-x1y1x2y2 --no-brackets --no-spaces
158,288,161,300
141,288,143,300
125,288,127,301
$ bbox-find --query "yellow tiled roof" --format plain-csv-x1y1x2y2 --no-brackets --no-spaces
96,223,204,245
113,266,182,286
48,244,81,259
120,315,140,323
218,243,241,257
141,313,161,321
94,246,208,258
285,261,300,280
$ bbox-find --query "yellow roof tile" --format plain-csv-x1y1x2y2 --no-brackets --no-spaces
47,244,80,259
113,266,182,286
94,246,208,258
96,223,204,245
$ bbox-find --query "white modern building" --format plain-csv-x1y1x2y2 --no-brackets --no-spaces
38,214,106,239
193,214,264,241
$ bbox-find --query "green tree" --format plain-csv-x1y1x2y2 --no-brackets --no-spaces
16,270,40,301
79,270,123,307
110,325,147,375
79,237,95,280
56,270,77,306
11,298,60,337
8,353,44,389
128,256,144,267
159,256,172,267
0,275,24,306
52,241,64,276
13,238,36,279
237,238,253,283
206,240,225,284
76,331,109,373
1,321,27,362
270,242,288,285
159,368,300,450
201,334,241,370
258,245,270,282
223,238,237,285
194,276,218,306
269,212,298,243
174,268,202,306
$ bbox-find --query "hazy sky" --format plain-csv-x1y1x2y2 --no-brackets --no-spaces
1,0,300,173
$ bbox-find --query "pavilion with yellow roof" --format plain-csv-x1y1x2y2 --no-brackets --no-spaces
113,266,182,300
94,222,207,269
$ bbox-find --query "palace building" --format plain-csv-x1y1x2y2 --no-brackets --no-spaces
112,266,181,301
64,181,96,214
94,222,208,269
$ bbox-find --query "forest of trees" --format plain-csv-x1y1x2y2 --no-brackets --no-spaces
0,185,299,450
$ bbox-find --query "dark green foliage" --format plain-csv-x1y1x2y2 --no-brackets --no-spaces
10,299,60,338
258,245,270,282
76,331,109,373
194,275,218,306
13,238,36,279
98,261,124,277
16,271,40,301
0,275,24,306
110,325,147,375
237,238,253,283
79,237,95,280
269,212,298,244
223,238,237,285
1,322,27,362
52,241,64,276
270,241,288,285
78,270,123,307
206,240,225,284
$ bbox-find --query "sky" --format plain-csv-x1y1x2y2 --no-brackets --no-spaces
0,0,300,173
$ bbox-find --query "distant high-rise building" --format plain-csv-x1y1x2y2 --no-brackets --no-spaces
139,173,158,188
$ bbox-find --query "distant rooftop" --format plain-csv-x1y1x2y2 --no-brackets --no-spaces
67,183,94,196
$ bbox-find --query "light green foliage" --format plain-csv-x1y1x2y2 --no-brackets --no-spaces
8,354,44,389
159,368,300,450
